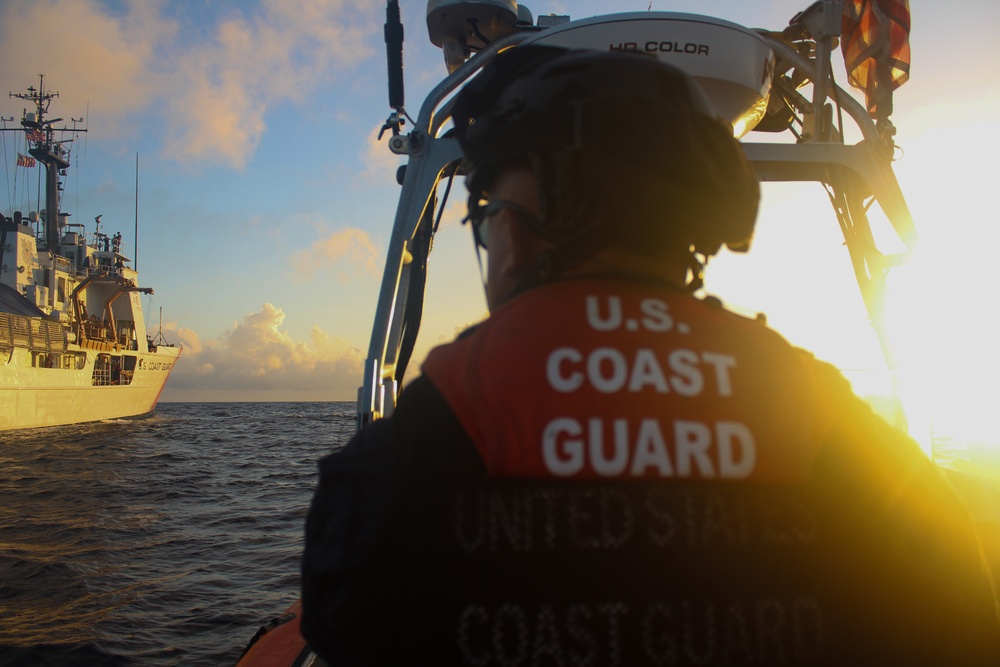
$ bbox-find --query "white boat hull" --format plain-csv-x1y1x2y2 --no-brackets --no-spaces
0,344,181,431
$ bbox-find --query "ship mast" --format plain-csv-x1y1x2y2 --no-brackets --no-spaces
8,75,86,309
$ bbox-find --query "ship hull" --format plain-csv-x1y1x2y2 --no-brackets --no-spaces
0,345,181,431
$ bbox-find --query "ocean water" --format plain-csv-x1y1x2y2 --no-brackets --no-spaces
0,402,355,667
2,402,999,666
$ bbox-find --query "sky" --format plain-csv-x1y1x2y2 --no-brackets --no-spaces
1,0,998,449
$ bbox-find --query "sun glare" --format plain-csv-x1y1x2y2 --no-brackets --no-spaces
881,241,1000,458
878,112,1000,467
711,171,999,468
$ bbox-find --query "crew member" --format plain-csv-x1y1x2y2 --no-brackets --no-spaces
302,47,1000,665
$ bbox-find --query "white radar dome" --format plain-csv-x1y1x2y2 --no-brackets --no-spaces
525,13,774,138
427,0,520,50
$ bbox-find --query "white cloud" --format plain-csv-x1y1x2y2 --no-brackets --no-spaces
160,1,376,168
161,303,364,401
0,0,174,143
0,0,378,169
166,0,375,167
289,226,380,281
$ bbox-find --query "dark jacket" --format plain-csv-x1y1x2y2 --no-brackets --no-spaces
303,279,1000,665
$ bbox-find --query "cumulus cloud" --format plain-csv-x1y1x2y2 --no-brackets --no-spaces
160,0,375,168
0,0,173,142
0,0,377,169
162,303,364,401
290,226,381,281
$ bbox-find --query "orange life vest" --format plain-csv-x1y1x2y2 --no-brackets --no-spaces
423,279,849,484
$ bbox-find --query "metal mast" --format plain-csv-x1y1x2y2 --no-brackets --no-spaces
9,75,86,309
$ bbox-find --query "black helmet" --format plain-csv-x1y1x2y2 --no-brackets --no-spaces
452,45,759,261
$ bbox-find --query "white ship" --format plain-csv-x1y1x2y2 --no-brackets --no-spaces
0,77,180,431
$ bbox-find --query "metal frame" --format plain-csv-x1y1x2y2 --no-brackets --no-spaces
358,12,916,426
359,33,529,424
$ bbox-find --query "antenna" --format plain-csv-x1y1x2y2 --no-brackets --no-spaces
84,100,90,160
378,0,407,141
134,153,139,270
7,74,88,309
385,0,405,111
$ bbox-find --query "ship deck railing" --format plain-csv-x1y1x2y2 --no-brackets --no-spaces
0,312,68,354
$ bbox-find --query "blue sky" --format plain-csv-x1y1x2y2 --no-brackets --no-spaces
1,0,998,446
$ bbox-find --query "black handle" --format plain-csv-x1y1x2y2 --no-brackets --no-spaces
384,0,405,110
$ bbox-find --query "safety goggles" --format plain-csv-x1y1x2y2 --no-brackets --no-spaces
463,199,537,250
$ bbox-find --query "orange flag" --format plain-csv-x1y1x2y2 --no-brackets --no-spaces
842,0,911,119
